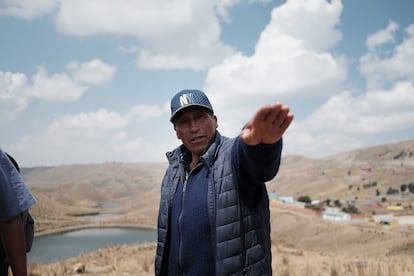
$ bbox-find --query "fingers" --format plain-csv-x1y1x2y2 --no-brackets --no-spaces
254,103,280,122
261,102,290,126
279,112,294,132
252,102,292,129
253,104,274,123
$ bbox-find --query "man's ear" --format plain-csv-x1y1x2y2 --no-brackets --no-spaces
173,124,180,139
214,115,218,128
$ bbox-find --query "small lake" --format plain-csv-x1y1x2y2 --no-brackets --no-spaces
28,228,157,264
74,213,117,220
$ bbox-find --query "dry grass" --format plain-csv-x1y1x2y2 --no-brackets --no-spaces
28,243,156,276
28,243,414,276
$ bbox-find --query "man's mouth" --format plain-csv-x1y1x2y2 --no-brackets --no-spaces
191,136,204,143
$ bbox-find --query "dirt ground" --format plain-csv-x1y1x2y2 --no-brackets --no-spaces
27,203,414,276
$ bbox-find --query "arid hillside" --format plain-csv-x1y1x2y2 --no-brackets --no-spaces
24,162,167,234
24,139,414,275
270,139,414,207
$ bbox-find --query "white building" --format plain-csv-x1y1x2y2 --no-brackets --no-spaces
278,196,294,204
322,210,351,221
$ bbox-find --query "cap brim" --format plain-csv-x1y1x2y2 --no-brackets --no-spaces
170,104,213,122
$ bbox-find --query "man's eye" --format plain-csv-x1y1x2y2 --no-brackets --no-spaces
197,113,208,120
178,119,190,125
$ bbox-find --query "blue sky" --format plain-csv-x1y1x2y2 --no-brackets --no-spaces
1,0,413,167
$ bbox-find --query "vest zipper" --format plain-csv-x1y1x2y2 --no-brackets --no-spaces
178,171,187,273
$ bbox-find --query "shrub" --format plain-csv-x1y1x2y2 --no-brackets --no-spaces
408,183,414,193
342,204,359,214
334,199,342,208
386,187,399,195
297,195,311,204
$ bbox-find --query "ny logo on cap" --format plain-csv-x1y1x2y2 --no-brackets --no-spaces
179,94,190,107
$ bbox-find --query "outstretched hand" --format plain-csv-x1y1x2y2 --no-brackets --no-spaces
240,102,294,145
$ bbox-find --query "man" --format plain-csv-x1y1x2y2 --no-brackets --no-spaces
155,89,294,275
0,149,36,276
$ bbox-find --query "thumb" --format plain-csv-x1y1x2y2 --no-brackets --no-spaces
239,123,259,145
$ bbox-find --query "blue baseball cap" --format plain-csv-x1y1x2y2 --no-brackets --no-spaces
170,89,213,122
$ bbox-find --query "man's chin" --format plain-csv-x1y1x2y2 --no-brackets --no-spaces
192,146,207,157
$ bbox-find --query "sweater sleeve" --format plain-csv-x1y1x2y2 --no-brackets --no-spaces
232,137,283,209
232,137,283,183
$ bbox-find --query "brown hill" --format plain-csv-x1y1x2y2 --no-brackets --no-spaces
269,139,414,205
23,139,414,232
24,162,167,234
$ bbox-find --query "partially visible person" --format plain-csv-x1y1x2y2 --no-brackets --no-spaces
0,149,36,276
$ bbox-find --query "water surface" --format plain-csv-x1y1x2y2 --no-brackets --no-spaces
28,228,156,264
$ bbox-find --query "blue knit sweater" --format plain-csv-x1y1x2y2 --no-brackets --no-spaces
167,164,214,275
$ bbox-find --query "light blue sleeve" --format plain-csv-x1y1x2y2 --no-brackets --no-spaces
0,148,36,221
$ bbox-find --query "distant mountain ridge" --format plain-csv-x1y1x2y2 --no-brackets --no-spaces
269,139,414,202
22,139,414,205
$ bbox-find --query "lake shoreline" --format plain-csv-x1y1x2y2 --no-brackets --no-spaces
35,221,157,237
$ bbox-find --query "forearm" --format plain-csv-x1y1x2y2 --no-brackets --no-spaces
234,137,283,182
0,215,27,276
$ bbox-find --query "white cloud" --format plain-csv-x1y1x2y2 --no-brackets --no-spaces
28,67,87,101
213,0,240,22
9,108,171,165
12,109,129,165
204,0,414,159
4,0,414,165
47,109,127,133
366,20,398,51
299,82,414,134
137,45,234,71
0,71,29,122
359,22,414,90
0,0,56,19
0,71,27,100
0,59,116,121
263,0,342,52
125,104,167,121
284,127,362,158
285,18,414,158
67,59,116,85
204,0,346,135
287,80,414,157
54,0,236,70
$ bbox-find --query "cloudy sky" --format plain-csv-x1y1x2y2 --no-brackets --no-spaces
1,0,413,167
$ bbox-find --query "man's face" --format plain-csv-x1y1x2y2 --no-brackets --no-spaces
173,107,218,158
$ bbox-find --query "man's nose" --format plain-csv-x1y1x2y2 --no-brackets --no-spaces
189,120,200,131
188,117,202,130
